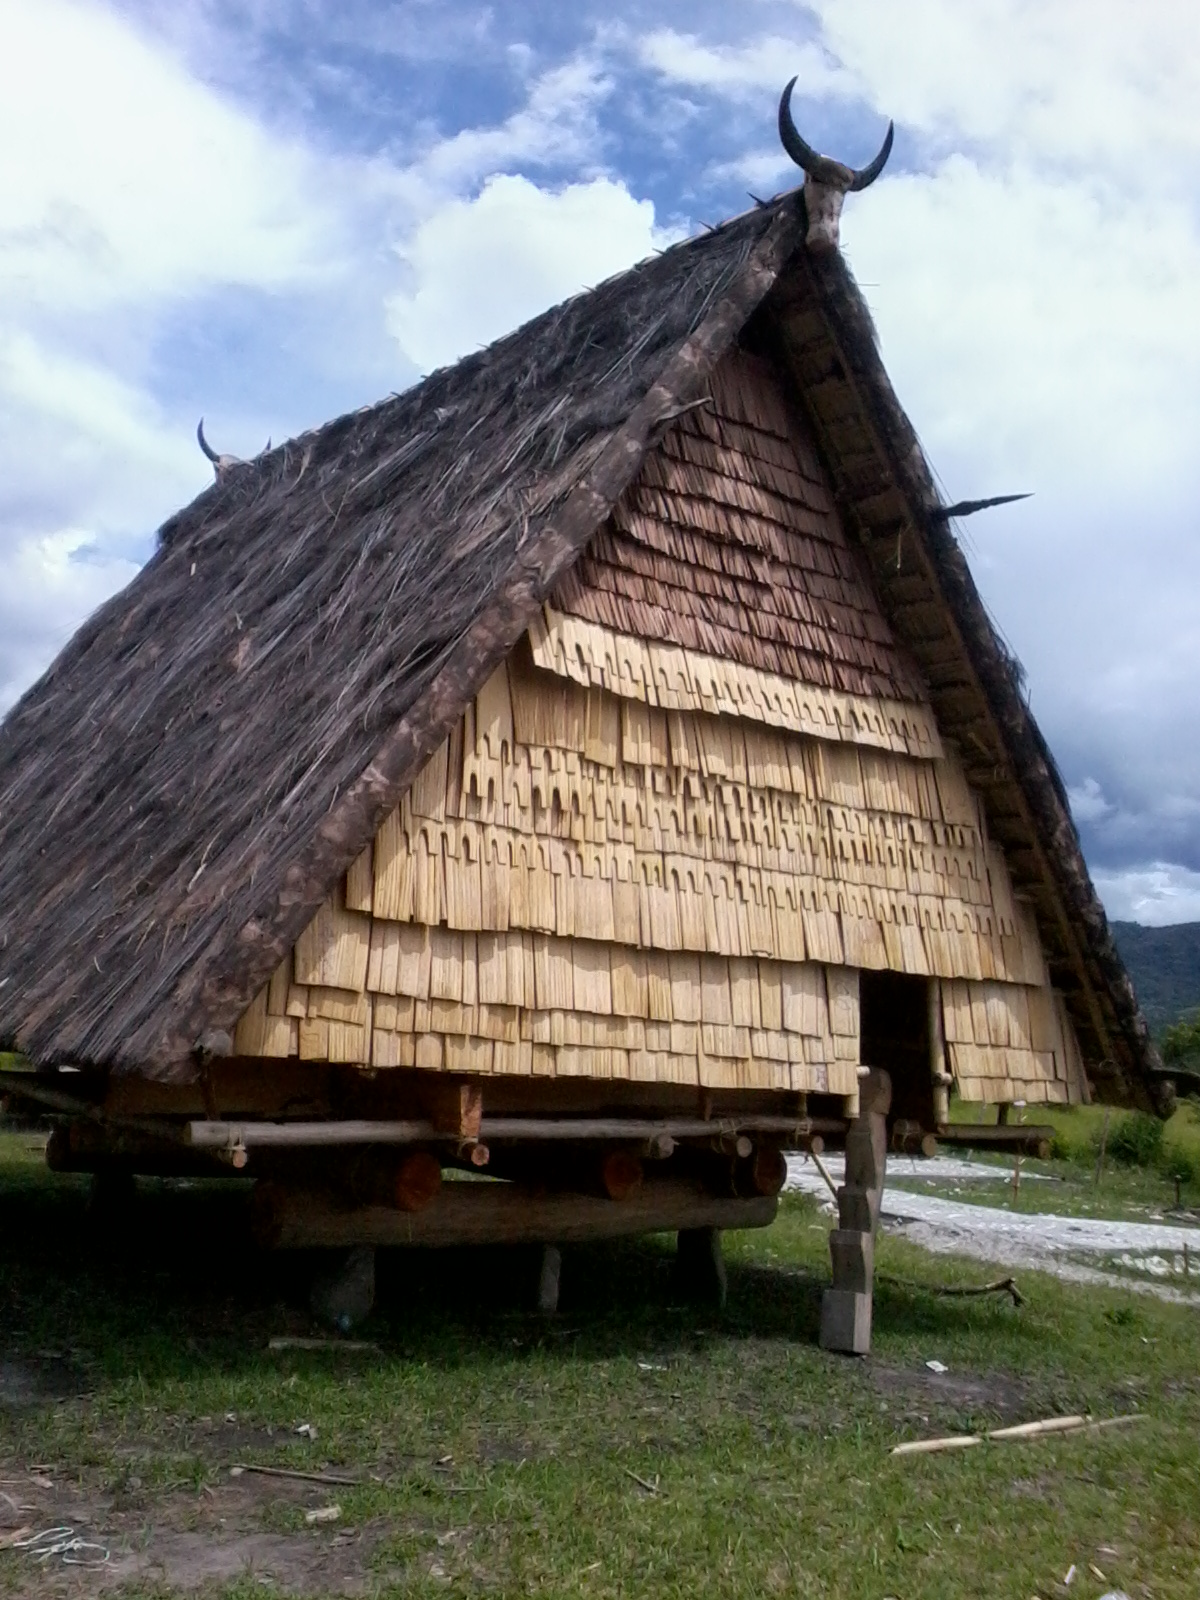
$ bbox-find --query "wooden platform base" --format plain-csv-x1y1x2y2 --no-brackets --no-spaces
252,1176,777,1250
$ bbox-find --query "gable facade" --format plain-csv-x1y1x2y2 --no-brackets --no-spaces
233,350,1087,1112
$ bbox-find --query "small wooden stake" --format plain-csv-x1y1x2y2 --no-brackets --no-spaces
810,1149,839,1201
1094,1106,1111,1190
675,1226,727,1309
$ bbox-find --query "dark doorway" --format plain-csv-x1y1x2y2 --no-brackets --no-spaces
859,970,935,1131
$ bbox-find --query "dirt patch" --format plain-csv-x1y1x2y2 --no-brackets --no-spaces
474,1436,531,1466
869,1361,1032,1427
0,1467,387,1596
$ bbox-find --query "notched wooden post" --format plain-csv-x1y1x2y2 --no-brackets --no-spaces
820,1067,891,1355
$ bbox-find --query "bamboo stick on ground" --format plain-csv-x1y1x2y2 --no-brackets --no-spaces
890,1435,980,1457
987,1415,1086,1440
891,1413,1144,1457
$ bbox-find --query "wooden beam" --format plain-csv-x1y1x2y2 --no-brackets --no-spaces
187,1114,836,1151
936,1124,1055,1160
252,1176,778,1249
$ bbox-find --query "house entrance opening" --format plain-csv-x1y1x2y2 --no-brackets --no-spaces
859,970,934,1132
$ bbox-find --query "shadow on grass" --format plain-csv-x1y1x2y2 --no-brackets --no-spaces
0,1166,844,1379
0,1161,1060,1400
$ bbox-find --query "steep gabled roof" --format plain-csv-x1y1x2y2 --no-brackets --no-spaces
0,189,1167,1110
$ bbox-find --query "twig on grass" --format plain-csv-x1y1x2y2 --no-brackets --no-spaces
621,1468,663,1496
267,1337,380,1353
229,1464,361,1486
878,1273,1025,1306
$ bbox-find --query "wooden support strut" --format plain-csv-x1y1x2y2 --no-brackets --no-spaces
820,1067,891,1356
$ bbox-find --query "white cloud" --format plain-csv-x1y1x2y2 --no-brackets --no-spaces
0,529,140,709
0,0,339,315
385,173,674,373
410,56,614,196
839,156,1200,494
0,0,364,708
1069,778,1114,826
1092,864,1200,927
637,29,853,99
812,0,1200,183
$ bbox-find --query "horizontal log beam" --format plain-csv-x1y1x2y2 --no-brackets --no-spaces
252,1176,778,1249
187,1114,840,1151
935,1123,1055,1160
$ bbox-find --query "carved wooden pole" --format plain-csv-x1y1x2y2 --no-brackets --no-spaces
820,1067,891,1355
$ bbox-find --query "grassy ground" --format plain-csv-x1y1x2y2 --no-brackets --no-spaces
1,1132,1198,1598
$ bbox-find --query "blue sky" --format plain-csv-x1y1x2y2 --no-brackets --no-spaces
3,0,1199,924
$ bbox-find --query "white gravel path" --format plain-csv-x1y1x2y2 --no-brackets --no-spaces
785,1152,1200,1304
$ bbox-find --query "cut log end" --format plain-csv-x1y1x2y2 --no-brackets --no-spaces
748,1144,788,1197
600,1149,644,1203
394,1151,443,1213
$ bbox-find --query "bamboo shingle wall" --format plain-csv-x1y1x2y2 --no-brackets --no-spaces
232,346,1087,1110
938,980,1085,1105
234,649,1085,1107
551,350,929,706
353,651,1038,986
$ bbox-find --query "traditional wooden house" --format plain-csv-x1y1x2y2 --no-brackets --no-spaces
0,93,1168,1349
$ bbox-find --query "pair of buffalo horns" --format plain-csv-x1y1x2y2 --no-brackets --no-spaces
778,76,893,250
197,419,272,483
197,418,243,483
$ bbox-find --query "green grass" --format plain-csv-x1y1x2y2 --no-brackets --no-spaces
954,1097,1200,1167
882,1101,1200,1222
0,1132,1198,1598
886,1153,1197,1223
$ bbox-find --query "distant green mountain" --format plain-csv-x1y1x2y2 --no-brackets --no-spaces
1111,921,1200,1032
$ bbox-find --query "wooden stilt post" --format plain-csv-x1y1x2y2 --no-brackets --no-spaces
310,1244,376,1332
537,1245,562,1314
86,1167,137,1221
928,980,952,1128
675,1226,727,1310
821,1068,891,1355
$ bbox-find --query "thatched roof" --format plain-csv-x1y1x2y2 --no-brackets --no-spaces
0,188,1168,1111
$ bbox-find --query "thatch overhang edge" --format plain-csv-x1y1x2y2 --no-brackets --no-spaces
764,243,1168,1115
